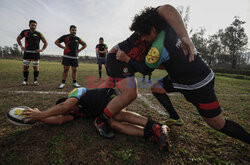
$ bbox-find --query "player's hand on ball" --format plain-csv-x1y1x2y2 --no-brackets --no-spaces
22,108,42,122
116,48,130,63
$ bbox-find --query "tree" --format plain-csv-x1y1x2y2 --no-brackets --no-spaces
191,28,209,62
177,6,192,34
220,16,248,68
207,33,222,66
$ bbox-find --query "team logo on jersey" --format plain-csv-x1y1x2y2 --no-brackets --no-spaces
146,47,160,64
75,40,79,42
123,67,129,73
68,88,78,97
176,38,181,48
33,34,38,37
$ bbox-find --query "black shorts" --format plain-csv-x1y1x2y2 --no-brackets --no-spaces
62,57,78,67
23,52,40,60
97,57,106,64
106,53,135,78
158,76,221,118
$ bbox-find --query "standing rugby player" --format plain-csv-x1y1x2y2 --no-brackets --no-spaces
96,37,108,79
55,25,87,89
17,20,48,86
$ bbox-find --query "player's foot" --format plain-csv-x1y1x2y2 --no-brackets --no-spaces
33,81,39,86
165,118,184,126
21,81,28,86
152,124,171,151
73,82,81,88
59,83,65,89
94,119,114,138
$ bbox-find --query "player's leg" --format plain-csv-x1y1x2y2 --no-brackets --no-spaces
185,79,250,144
72,59,80,87
22,59,30,85
22,52,31,85
32,60,39,85
95,77,138,138
111,110,171,150
59,58,70,88
151,76,183,126
98,64,102,79
40,114,74,125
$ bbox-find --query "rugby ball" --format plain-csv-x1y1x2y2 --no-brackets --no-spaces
7,106,35,126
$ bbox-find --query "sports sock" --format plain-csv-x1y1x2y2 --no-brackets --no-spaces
143,118,157,139
34,71,39,81
99,65,102,78
152,92,180,120
219,120,250,144
96,107,113,124
73,80,76,83
62,80,66,84
23,71,29,82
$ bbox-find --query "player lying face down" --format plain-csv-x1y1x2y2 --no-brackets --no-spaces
22,87,171,151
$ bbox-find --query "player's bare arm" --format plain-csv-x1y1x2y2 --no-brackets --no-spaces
16,35,25,51
55,40,66,49
77,42,87,53
36,38,48,53
157,4,195,62
23,98,78,121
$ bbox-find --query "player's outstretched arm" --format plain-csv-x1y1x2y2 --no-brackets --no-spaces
40,115,74,125
23,98,78,122
157,4,195,62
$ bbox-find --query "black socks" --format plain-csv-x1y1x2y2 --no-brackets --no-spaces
152,92,180,120
220,119,250,144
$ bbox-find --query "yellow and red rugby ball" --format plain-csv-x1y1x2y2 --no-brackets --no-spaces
7,106,35,126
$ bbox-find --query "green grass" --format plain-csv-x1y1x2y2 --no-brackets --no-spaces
0,59,249,164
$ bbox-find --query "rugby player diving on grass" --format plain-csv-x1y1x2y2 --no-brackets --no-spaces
22,87,171,151
116,5,250,144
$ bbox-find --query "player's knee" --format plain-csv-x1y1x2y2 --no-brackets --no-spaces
63,68,69,73
151,83,165,94
203,114,225,130
32,61,39,67
125,90,137,102
113,111,126,121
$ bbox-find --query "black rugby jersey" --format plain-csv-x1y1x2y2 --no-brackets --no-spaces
68,88,116,117
96,43,108,57
118,33,151,63
58,34,86,57
20,29,45,51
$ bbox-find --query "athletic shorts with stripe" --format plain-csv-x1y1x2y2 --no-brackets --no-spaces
158,75,221,118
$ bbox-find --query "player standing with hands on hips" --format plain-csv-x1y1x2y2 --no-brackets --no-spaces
55,25,87,89
17,20,48,86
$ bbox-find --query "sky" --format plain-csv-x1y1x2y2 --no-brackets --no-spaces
0,0,249,57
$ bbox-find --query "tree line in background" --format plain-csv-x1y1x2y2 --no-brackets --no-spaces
0,7,249,69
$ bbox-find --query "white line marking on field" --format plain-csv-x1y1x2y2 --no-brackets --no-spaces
1,90,67,95
137,93,166,115
1,90,249,116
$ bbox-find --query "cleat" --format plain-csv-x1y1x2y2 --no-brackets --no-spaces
21,81,28,86
152,124,171,151
73,82,81,88
94,119,114,138
58,83,65,89
33,81,39,86
165,118,184,126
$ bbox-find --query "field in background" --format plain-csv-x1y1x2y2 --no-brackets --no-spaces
0,59,249,164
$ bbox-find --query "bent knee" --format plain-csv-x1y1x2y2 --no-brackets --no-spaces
151,83,165,94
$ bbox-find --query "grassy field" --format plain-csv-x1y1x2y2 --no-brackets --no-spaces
0,59,249,165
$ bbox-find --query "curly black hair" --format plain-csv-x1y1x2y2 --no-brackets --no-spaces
130,7,165,35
